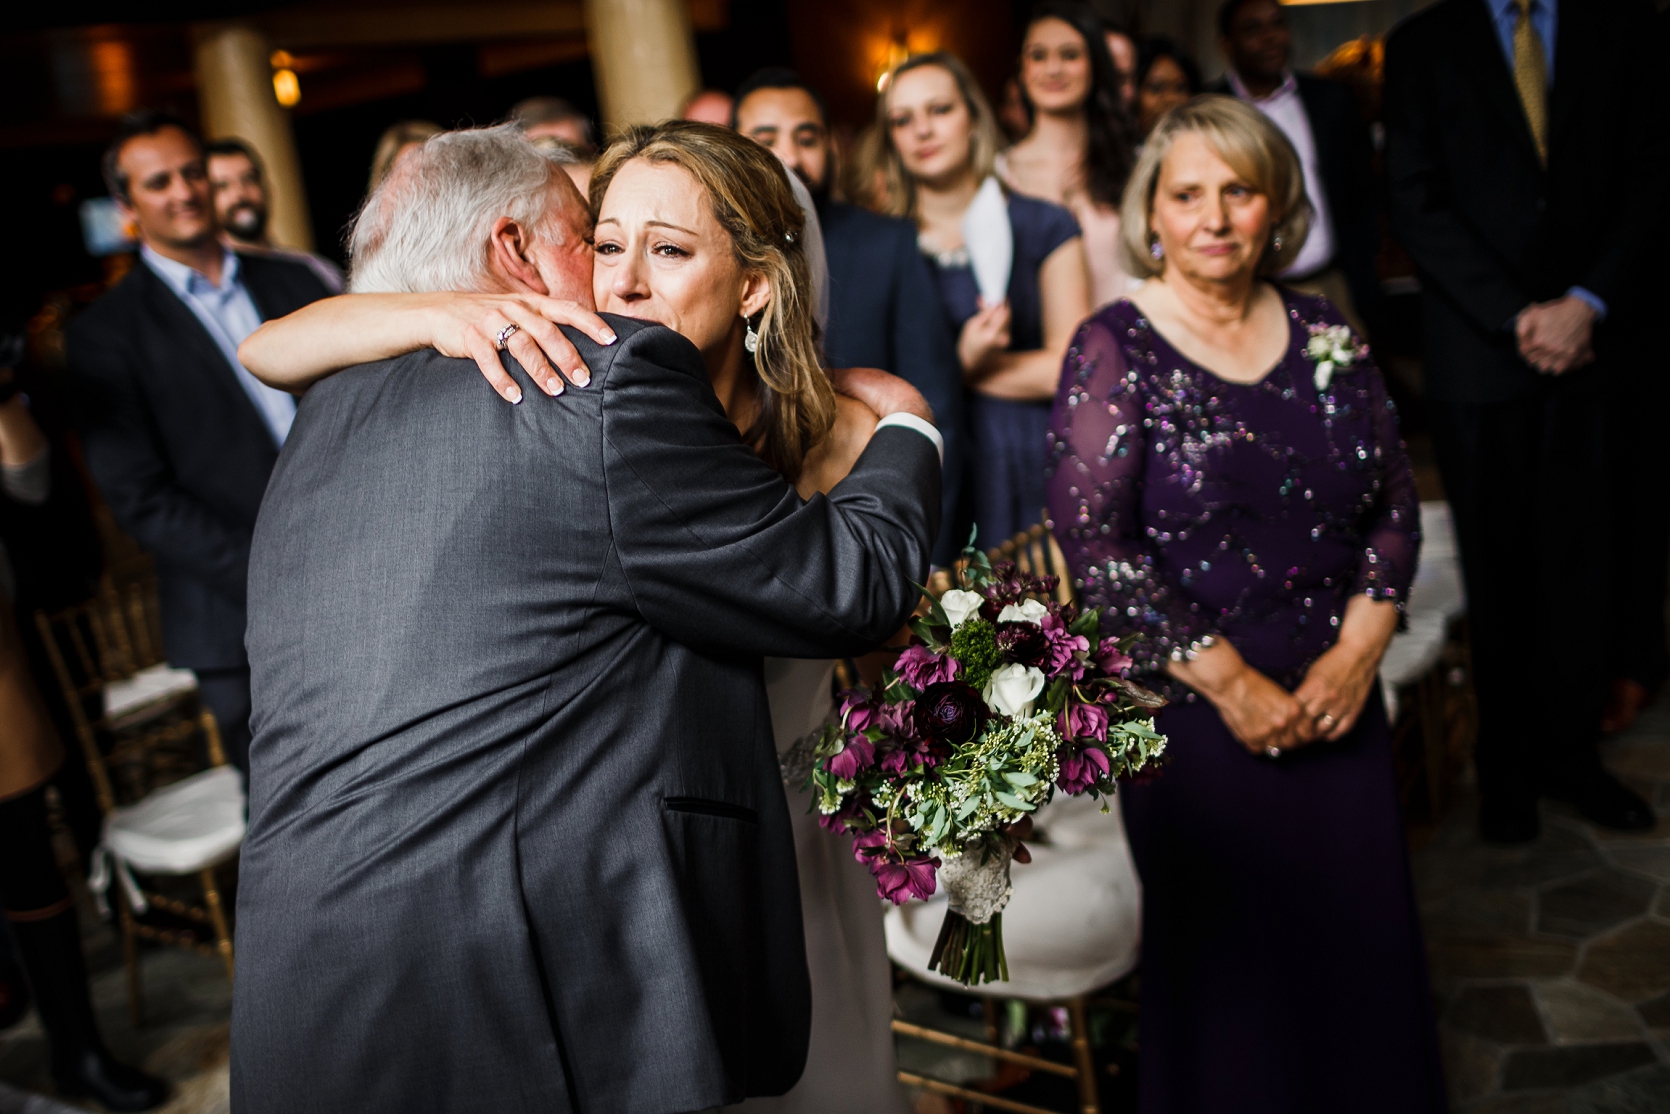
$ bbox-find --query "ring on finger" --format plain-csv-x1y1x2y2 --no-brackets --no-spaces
495,323,521,351
1317,712,1336,728
1264,745,1281,759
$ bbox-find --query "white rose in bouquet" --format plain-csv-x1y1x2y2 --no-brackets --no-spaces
997,599,1050,625
940,589,985,630
983,663,1046,716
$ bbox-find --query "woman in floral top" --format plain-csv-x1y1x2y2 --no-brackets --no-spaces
1048,97,1444,1113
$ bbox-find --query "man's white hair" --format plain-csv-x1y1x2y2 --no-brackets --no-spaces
349,123,577,294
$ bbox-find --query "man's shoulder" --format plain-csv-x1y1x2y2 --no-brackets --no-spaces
822,202,916,251
1386,0,1467,54
238,251,335,307
588,314,707,391
66,264,157,350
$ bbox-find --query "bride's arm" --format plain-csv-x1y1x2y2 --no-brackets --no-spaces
238,293,619,404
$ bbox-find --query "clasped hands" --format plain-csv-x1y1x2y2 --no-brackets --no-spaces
1515,294,1597,376
1167,597,1399,757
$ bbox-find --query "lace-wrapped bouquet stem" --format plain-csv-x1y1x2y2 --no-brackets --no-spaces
803,535,1169,986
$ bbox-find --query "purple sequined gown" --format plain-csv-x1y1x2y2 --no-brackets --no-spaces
1048,292,1446,1114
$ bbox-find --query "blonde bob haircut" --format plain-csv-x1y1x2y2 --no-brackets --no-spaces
1119,94,1312,279
873,52,1004,221
588,120,834,483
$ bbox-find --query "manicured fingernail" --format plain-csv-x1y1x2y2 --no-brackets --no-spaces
601,330,617,344
505,385,523,404
570,368,591,387
544,377,564,396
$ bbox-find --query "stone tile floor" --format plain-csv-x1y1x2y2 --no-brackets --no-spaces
1414,696,1670,1113
0,896,231,1114
5,697,1668,1113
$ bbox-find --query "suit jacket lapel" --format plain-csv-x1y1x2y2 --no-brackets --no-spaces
136,262,275,444
1451,0,1544,169
1545,0,1588,157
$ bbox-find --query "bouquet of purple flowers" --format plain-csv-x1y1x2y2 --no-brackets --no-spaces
802,542,1167,986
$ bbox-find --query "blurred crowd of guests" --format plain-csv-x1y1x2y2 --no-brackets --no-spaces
0,0,1665,1110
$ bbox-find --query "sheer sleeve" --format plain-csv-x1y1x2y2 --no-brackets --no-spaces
1047,315,1217,677
1353,355,1421,613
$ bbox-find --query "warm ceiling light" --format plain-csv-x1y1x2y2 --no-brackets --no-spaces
273,68,300,107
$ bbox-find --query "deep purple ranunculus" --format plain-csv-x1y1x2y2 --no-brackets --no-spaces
996,621,1050,668
1057,746,1111,794
1095,640,1134,676
1058,699,1109,743
838,690,881,733
850,828,889,862
827,735,876,779
872,854,939,904
897,643,959,690
1041,614,1091,678
914,681,989,746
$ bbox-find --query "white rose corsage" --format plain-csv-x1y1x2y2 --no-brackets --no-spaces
1304,323,1369,391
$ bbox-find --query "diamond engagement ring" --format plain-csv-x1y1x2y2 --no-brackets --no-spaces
495,323,521,351
1318,713,1336,728
1265,746,1281,759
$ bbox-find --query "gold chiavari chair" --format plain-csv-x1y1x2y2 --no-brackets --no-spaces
34,567,240,1026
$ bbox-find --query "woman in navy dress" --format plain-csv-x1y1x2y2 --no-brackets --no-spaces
1048,97,1446,1113
874,52,1091,549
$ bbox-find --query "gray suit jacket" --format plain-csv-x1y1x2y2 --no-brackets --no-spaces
229,316,940,1113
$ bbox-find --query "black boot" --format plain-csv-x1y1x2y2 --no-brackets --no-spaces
9,907,170,1111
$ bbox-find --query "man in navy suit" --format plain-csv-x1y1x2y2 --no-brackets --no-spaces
1384,0,1660,841
734,69,966,565
67,112,334,771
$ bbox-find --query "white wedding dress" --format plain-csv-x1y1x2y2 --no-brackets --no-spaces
726,657,910,1114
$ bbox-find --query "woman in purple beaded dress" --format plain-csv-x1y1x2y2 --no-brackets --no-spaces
1048,96,1446,1113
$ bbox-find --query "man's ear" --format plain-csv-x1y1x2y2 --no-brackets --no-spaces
739,271,772,319
489,216,550,295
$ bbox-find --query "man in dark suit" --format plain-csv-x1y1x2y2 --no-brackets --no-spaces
733,68,968,565
66,111,333,771
231,126,941,1112
1210,0,1382,337
1384,0,1660,841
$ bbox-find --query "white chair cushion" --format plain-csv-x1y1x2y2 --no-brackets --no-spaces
103,664,198,720
886,793,1141,1000
104,766,246,875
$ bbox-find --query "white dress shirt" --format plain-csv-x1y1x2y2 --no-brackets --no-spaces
140,245,296,446
1227,69,1336,279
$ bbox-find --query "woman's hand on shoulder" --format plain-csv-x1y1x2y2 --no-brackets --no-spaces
427,294,618,404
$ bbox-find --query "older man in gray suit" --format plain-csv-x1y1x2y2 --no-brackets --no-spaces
229,128,941,1112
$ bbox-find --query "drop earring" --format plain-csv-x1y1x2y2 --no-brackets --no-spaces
744,316,760,354
1272,233,1284,251
1149,238,1164,261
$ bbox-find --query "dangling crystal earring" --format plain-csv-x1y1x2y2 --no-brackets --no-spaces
744,317,760,354
1149,238,1163,261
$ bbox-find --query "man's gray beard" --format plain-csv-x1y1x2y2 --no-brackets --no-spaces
224,204,267,242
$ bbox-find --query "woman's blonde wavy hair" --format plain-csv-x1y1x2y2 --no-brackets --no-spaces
1118,94,1312,279
589,120,835,483
873,52,1004,220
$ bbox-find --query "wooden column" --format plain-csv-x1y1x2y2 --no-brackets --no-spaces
192,21,314,251
584,0,701,131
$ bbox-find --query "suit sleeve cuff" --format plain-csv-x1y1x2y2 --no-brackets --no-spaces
1567,287,1608,321
874,413,944,465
